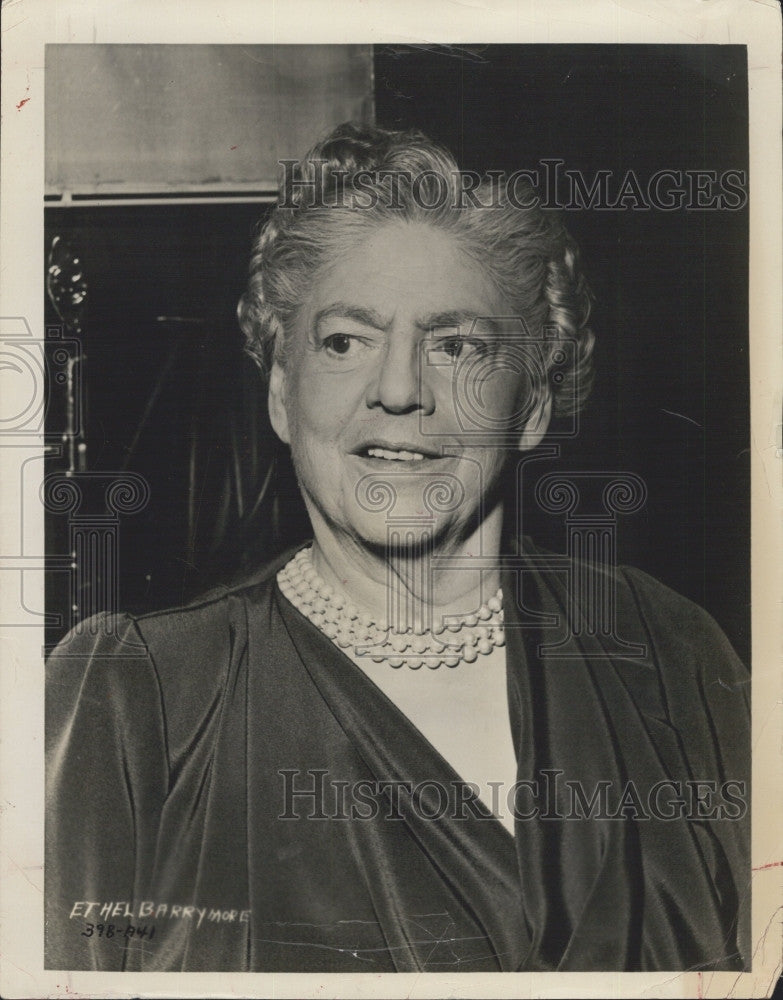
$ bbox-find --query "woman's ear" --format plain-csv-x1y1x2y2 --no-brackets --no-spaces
268,360,291,445
517,390,552,451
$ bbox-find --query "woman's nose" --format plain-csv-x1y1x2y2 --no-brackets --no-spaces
364,336,435,415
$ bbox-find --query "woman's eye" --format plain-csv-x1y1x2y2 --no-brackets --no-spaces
323,334,354,356
440,338,464,359
431,337,486,363
318,332,376,364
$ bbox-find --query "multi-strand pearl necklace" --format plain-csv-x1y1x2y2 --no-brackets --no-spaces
277,546,505,669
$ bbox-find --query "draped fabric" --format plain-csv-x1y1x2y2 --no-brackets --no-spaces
45,541,750,972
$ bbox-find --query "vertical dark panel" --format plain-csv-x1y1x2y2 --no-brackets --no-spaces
374,44,749,662
44,202,311,647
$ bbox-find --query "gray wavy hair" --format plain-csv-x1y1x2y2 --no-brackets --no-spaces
238,121,595,418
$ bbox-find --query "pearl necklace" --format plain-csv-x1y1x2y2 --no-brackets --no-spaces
277,546,505,669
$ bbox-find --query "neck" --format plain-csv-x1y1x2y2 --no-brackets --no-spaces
306,504,505,630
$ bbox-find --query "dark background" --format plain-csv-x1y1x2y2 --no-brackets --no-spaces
44,44,750,664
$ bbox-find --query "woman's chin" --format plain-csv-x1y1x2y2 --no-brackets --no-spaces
340,506,465,556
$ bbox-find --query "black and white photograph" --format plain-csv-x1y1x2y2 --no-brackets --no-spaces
1,3,781,998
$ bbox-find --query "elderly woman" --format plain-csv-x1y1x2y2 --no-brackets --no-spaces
46,123,749,973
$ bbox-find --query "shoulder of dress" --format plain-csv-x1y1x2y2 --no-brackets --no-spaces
47,610,149,663
616,565,748,692
129,573,277,671
615,563,722,636
522,534,715,622
46,563,284,683
46,572,282,767
131,544,301,628
519,536,745,671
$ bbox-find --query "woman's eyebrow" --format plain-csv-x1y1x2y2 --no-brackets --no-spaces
312,304,503,336
419,310,502,334
313,302,391,332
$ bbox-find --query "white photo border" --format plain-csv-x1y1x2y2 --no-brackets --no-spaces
1,1,780,998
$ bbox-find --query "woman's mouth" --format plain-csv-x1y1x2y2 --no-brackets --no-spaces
365,446,426,462
353,441,450,463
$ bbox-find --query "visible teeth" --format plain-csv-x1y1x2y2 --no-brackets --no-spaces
367,447,425,461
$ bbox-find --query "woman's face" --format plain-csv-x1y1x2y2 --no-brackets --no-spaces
268,219,550,550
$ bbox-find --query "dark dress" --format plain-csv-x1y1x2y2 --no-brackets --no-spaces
45,540,750,972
